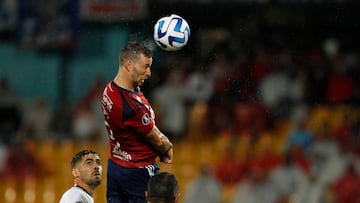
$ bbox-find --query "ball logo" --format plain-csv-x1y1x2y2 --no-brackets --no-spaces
142,113,150,125
157,20,167,38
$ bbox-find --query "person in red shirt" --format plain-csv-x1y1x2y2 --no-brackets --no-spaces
101,42,173,203
328,162,360,203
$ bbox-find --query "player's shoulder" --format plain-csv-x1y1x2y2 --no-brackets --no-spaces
103,81,125,102
59,187,93,203
103,81,116,93
60,187,83,199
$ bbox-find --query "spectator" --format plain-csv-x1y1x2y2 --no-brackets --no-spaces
0,138,40,181
72,104,98,143
310,121,341,184
297,170,328,203
183,164,222,203
285,115,314,156
258,59,303,119
268,152,308,203
326,54,354,104
255,137,282,172
231,162,278,203
152,67,188,140
326,161,360,203
185,63,214,103
73,77,107,142
330,106,353,151
19,97,52,142
214,139,245,185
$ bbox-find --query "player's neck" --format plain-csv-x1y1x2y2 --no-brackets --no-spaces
114,68,134,91
75,183,95,197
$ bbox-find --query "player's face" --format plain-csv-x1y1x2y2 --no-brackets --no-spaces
130,54,152,87
77,153,102,188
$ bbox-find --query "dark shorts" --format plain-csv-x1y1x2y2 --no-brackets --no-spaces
106,159,159,203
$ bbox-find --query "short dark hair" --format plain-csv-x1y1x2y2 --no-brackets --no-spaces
119,42,152,65
71,149,99,169
147,172,178,203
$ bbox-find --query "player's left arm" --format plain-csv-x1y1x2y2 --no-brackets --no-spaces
144,124,173,163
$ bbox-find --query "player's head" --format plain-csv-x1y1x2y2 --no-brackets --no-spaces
119,42,153,87
71,149,102,190
146,172,179,203
119,42,152,65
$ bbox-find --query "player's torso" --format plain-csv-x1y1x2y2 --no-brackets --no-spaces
102,81,158,167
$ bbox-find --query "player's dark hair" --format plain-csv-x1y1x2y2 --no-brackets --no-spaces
71,149,99,169
147,172,178,203
119,42,152,65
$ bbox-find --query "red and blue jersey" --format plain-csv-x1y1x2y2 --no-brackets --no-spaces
101,81,159,168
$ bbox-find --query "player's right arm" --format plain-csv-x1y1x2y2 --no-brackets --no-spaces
144,124,173,163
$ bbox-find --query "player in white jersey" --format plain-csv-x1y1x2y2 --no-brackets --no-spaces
60,186,94,203
59,149,102,203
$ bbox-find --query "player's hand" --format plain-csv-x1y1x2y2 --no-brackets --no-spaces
160,147,173,164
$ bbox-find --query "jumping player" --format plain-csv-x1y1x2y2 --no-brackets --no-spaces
101,42,174,203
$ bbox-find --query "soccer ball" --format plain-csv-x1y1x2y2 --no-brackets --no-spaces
153,14,190,51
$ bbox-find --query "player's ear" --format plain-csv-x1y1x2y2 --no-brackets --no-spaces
72,168,80,178
124,60,132,72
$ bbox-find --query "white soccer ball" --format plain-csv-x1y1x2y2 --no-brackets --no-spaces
153,14,190,51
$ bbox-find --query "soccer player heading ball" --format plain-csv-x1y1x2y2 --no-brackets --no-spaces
101,42,174,203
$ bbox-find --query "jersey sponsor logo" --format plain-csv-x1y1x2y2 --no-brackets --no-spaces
112,142,132,161
142,113,150,125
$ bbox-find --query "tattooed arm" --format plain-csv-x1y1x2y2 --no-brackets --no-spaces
144,125,173,163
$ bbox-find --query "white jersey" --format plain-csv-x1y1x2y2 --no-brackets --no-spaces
59,186,94,203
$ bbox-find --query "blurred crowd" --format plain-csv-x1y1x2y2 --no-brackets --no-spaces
149,33,360,202
0,76,106,183
147,23,360,201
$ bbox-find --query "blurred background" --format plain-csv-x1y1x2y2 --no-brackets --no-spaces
1,0,360,203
